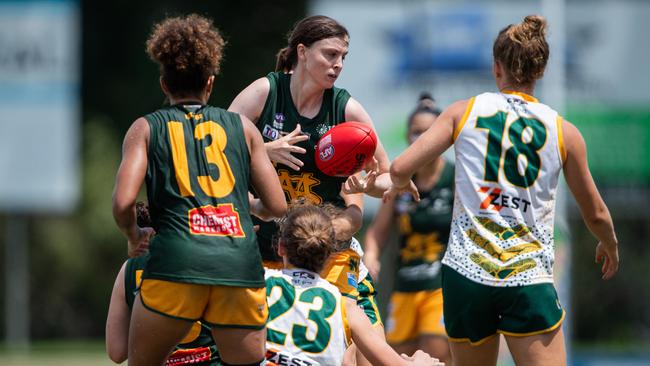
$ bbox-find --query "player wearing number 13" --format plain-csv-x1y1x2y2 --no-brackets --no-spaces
112,15,286,366
388,15,619,366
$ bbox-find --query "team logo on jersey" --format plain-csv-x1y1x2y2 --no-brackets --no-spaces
277,169,323,204
272,113,285,129
263,124,281,140
166,347,211,366
477,186,531,213
291,271,316,286
347,272,358,288
188,204,245,237
265,348,319,366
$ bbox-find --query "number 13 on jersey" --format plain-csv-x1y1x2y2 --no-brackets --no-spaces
167,121,236,198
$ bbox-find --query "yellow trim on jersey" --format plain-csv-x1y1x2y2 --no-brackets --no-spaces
453,97,476,142
497,310,566,337
556,116,567,164
263,260,284,270
448,333,498,346
135,269,144,289
501,90,539,103
340,296,353,346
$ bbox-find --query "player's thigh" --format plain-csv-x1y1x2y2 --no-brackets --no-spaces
211,327,267,364
505,326,566,366
417,289,446,338
204,285,268,363
419,335,451,365
449,334,500,366
128,292,195,366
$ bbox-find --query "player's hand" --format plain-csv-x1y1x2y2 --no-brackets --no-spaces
342,171,377,195
401,350,444,365
595,241,619,280
382,180,420,203
265,124,308,171
127,226,155,258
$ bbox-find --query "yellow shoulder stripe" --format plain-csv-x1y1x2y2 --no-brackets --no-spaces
556,116,567,164
453,96,476,142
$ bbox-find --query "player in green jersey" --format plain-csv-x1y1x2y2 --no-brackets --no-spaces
228,15,405,366
112,14,286,366
106,202,221,366
364,94,452,365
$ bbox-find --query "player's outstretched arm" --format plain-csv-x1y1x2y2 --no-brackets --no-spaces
105,261,129,364
112,118,155,257
363,194,397,280
243,115,287,219
346,301,443,366
562,120,619,280
333,189,364,242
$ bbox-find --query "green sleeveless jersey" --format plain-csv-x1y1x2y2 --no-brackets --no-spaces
144,104,263,287
393,161,454,292
124,256,221,366
254,72,351,261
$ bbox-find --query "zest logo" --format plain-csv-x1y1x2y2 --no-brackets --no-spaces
477,186,532,213
478,186,504,212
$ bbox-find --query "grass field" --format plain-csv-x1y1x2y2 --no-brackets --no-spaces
0,340,116,366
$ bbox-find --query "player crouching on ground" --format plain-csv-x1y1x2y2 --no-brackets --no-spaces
264,202,444,366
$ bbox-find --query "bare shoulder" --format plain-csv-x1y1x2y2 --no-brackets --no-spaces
228,77,271,122
344,97,372,123
561,119,585,146
124,117,150,142
447,98,471,117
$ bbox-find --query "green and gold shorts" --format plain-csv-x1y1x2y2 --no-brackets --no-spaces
442,265,564,345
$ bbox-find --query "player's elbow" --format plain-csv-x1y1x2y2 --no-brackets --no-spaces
389,159,409,185
269,200,288,218
583,207,611,229
106,342,128,364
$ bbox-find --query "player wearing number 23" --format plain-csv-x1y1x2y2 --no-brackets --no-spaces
388,15,619,366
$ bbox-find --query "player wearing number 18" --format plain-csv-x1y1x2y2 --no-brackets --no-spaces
388,15,619,366
112,15,286,366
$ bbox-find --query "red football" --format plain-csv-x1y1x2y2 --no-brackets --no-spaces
315,121,377,177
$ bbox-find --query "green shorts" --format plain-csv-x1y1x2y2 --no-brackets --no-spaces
357,273,383,326
442,265,564,345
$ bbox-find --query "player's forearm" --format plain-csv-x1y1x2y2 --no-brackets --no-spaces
389,158,414,189
363,230,385,261
333,208,363,241
583,205,618,246
112,198,138,238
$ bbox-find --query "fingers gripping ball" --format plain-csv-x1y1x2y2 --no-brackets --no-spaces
315,122,377,177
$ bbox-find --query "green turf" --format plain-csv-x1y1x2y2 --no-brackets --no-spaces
0,340,116,366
